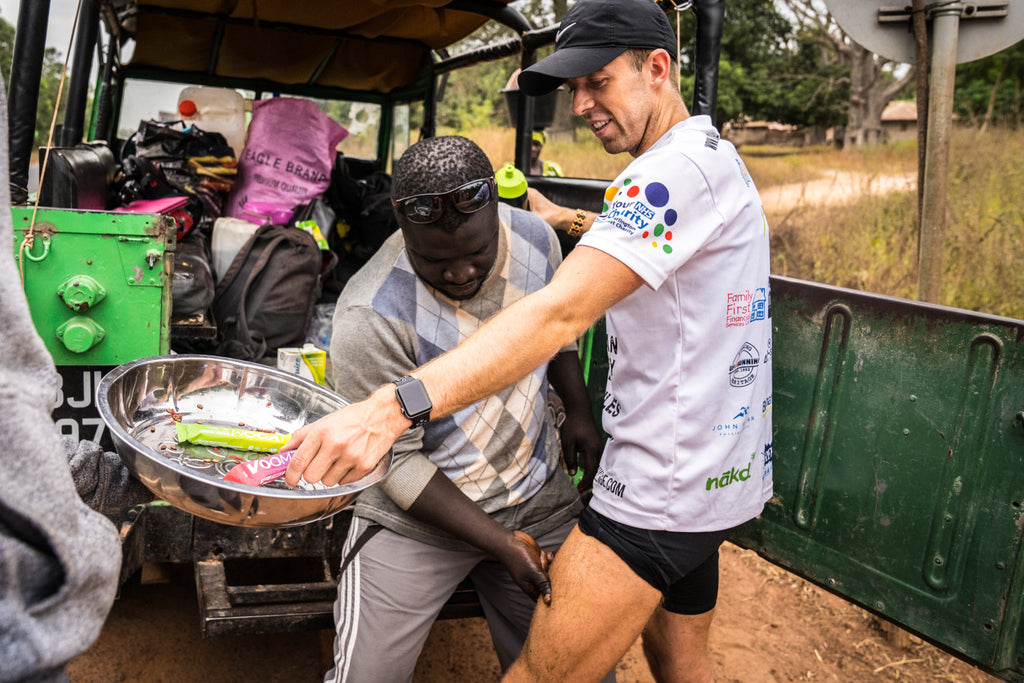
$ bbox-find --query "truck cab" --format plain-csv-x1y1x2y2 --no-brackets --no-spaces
6,1,1024,679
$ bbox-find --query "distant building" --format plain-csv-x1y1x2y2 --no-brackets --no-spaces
881,100,918,143
722,119,830,147
723,120,798,146
722,103,918,148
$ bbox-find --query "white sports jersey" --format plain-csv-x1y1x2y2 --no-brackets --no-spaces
579,116,773,532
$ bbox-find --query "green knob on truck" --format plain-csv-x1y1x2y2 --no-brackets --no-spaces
56,316,107,353
57,274,107,312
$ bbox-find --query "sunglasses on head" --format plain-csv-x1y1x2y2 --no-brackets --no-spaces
392,177,496,225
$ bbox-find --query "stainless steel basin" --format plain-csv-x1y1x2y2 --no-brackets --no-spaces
96,354,390,527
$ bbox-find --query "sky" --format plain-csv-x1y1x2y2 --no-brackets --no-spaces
1,0,81,54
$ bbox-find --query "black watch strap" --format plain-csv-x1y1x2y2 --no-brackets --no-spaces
393,375,433,427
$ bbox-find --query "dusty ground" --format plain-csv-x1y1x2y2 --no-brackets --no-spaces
68,542,995,682
759,170,916,216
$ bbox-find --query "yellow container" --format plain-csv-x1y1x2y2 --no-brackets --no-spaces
277,344,327,385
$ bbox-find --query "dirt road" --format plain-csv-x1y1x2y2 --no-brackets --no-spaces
759,170,915,217
68,542,995,682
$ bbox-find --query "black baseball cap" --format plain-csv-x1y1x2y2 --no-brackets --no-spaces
518,0,676,96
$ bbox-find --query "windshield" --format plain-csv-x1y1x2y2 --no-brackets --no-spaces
304,97,381,161
117,79,253,142
117,80,383,162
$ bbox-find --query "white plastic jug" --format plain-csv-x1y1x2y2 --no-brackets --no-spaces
177,86,248,158
211,217,260,280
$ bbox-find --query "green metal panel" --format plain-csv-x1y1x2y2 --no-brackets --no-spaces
581,276,1024,678
12,207,175,366
727,276,1024,681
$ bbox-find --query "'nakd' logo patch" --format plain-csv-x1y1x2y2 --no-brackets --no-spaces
601,179,678,254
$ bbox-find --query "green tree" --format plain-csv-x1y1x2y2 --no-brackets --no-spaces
436,55,519,130
671,0,809,125
681,58,749,125
1,17,15,87
1,16,69,149
750,26,850,129
777,0,913,147
953,41,1024,131
35,46,69,147
438,0,558,131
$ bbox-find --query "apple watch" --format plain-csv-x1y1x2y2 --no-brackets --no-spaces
393,375,433,427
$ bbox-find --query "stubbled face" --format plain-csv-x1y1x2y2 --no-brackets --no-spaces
400,205,500,301
566,53,655,157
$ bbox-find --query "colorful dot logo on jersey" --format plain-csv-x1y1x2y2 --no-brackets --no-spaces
603,184,618,212
604,179,676,254
645,182,669,208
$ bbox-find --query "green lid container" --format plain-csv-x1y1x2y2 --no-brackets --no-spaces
495,163,528,200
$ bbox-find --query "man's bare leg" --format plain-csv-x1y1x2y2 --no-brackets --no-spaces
641,606,715,683
503,526,663,682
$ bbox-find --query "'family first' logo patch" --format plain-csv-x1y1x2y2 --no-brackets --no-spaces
601,179,677,254
726,288,767,328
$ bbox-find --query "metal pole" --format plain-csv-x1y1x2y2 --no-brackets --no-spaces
422,77,437,140
92,33,118,142
917,6,960,303
515,47,537,174
7,0,53,204
692,0,725,125
62,0,100,146
911,0,928,219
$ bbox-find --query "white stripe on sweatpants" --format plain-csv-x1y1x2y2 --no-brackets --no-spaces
329,517,364,683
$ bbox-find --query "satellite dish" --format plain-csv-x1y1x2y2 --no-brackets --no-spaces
825,0,1024,64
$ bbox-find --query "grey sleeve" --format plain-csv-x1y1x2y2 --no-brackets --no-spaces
513,208,577,354
330,303,438,509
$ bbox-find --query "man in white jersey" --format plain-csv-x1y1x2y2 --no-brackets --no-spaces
283,0,772,679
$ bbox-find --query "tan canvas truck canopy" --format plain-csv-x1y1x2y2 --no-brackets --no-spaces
111,0,519,93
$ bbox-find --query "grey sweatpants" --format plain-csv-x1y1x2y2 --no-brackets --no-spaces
324,516,615,683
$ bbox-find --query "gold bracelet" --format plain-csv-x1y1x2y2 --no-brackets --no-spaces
568,208,587,237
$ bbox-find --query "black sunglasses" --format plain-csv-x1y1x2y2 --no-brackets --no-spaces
392,177,496,224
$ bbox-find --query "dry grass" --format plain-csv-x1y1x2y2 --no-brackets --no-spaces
763,128,1024,319
450,125,632,180
743,140,918,188
464,127,917,187
457,124,1022,320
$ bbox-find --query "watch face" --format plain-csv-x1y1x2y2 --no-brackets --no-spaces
397,378,432,417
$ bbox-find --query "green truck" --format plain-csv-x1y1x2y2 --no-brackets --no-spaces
7,1,1023,678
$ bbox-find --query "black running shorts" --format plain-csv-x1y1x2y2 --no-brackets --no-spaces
578,506,734,615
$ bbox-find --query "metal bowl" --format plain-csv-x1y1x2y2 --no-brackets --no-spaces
96,354,390,528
